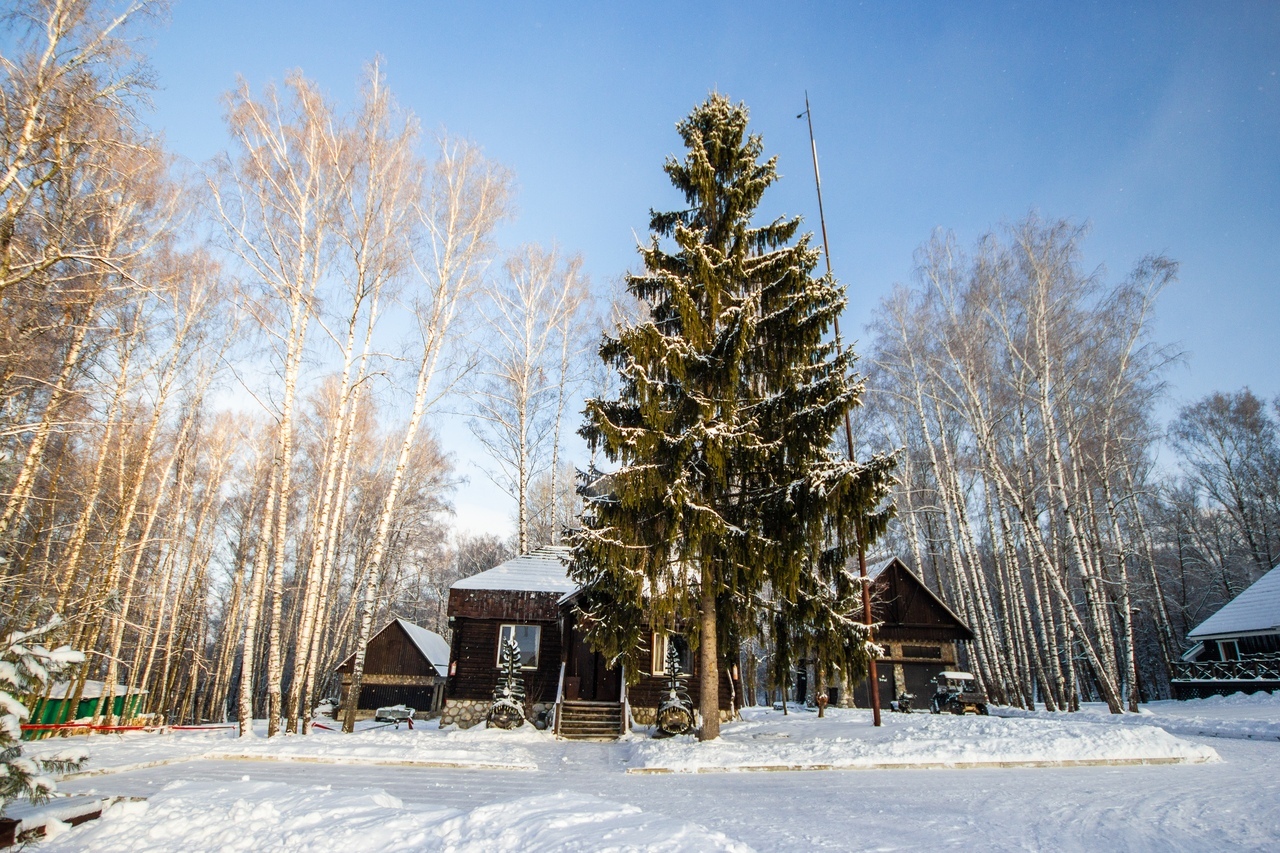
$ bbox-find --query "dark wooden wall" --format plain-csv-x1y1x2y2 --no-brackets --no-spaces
871,560,975,642
446,616,562,703
627,632,739,712
335,621,440,677
448,588,561,622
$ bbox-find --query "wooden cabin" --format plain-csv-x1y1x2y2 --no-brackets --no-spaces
440,546,741,738
335,618,450,718
850,556,976,709
440,548,573,729
1172,563,1280,699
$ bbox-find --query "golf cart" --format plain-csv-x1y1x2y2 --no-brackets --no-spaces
929,671,988,715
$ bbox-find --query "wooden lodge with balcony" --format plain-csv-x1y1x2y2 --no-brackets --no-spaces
1173,563,1280,700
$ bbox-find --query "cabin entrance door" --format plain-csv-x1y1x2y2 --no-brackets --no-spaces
567,625,621,702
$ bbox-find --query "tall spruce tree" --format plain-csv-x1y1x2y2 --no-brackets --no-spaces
570,94,894,741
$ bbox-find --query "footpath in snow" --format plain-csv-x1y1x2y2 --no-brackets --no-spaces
995,689,1280,741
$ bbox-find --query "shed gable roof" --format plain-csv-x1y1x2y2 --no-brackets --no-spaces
396,618,451,672
1187,564,1280,640
335,617,450,675
862,556,975,640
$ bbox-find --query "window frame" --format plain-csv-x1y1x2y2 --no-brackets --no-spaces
497,623,542,670
650,631,691,676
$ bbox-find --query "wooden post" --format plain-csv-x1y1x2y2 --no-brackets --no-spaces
802,92,882,726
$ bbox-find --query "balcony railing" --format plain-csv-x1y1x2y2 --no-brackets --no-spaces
1171,652,1280,682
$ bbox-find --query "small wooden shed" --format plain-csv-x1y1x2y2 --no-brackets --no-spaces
850,556,976,709
335,618,450,718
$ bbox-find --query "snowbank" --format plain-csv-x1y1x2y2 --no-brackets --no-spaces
627,707,1218,773
208,722,547,770
26,721,547,777
40,780,751,852
26,727,236,777
995,690,1280,741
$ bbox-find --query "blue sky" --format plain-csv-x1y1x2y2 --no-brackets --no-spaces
137,1,1279,535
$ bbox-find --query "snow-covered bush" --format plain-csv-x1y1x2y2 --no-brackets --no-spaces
1,618,86,812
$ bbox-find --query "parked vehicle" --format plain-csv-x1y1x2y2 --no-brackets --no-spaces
891,692,915,713
374,704,416,727
929,671,988,715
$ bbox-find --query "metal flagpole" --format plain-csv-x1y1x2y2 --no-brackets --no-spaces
799,92,882,727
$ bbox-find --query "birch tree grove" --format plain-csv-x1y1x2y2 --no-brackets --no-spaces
468,245,591,552
866,218,1178,712
0,0,514,737
339,135,513,733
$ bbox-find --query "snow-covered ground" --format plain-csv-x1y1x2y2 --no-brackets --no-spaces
23,695,1280,850
39,783,748,852
27,706,1215,779
627,706,1216,771
996,689,1280,741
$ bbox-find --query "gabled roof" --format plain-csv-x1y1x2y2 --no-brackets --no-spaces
396,619,450,672
336,617,450,675
859,555,975,639
451,545,576,594
1187,564,1280,640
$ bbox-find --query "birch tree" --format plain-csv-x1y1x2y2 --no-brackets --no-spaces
212,73,344,736
341,136,512,732
468,245,590,552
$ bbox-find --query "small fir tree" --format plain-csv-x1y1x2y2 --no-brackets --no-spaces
488,636,526,729
571,94,895,741
656,639,694,736
1,618,86,813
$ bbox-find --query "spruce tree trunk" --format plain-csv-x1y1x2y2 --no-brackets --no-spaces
697,563,719,741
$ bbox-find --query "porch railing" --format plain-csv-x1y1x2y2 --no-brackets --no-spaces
1171,652,1280,682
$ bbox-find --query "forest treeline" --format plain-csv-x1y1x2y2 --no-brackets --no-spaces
1,1,1274,728
862,222,1280,711
0,1,594,733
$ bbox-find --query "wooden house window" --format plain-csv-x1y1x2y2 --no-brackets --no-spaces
497,624,541,669
1217,639,1240,661
902,645,943,659
651,632,690,675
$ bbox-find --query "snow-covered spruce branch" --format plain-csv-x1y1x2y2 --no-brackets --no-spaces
1,619,86,812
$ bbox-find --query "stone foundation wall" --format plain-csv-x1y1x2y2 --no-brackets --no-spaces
439,698,488,729
628,705,736,728
440,698,555,729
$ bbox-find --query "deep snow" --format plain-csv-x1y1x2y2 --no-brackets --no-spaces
995,689,1280,741
22,694,1280,851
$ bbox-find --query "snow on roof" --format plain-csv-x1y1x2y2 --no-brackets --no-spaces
451,546,577,594
45,680,146,700
1187,564,1280,640
397,619,450,672
864,558,894,580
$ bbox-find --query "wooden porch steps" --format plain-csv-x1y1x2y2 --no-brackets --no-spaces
557,700,623,741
